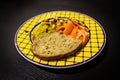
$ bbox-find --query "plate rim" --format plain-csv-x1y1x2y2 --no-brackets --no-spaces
14,10,106,69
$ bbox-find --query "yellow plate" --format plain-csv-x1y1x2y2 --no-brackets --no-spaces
15,11,106,69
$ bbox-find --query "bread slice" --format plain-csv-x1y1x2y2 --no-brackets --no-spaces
31,32,82,60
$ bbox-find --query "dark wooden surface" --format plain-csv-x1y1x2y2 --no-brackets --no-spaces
0,0,119,80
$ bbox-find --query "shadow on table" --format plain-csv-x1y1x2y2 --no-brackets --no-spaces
34,40,109,74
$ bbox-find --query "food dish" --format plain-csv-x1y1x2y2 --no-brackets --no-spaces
30,17,89,60
15,11,106,68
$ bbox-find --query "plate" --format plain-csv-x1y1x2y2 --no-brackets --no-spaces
15,11,106,69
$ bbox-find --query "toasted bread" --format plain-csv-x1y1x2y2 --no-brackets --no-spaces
31,32,82,60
